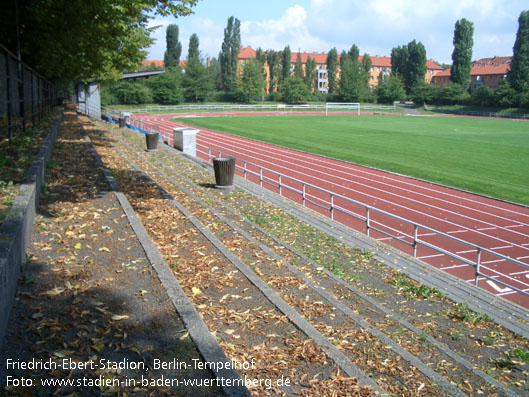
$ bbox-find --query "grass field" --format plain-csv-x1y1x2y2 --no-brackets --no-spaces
173,115,529,206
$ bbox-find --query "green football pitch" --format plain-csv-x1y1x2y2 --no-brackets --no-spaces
173,115,529,206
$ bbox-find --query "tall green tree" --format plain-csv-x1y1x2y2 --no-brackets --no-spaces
305,56,317,92
0,0,197,82
391,45,409,79
450,18,474,88
391,41,427,93
207,57,222,91
326,47,338,93
164,24,182,68
267,50,281,93
508,10,529,93
219,16,241,94
187,33,199,62
183,34,212,102
294,52,304,78
406,40,427,91
241,59,265,102
280,46,292,83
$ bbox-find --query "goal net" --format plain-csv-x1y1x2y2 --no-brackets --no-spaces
325,102,360,116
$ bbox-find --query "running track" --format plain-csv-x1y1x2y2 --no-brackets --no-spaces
129,112,529,308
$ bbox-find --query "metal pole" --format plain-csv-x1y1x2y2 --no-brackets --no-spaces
279,175,282,195
302,184,306,206
413,225,418,257
259,168,263,187
475,249,482,286
366,208,370,236
330,195,334,220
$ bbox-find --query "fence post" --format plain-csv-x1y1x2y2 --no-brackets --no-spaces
413,225,418,258
302,184,306,206
244,162,247,179
279,175,282,195
330,194,334,220
475,248,482,286
366,208,370,236
259,168,263,187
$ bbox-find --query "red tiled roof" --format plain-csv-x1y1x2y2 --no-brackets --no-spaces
434,63,510,77
473,56,512,66
142,60,164,68
239,46,257,59
426,60,443,70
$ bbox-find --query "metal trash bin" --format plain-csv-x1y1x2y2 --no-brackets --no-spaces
118,117,126,128
213,157,236,187
145,132,159,151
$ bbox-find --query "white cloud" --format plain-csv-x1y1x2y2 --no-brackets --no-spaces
241,5,328,53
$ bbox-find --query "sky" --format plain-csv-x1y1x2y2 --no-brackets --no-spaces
146,0,527,65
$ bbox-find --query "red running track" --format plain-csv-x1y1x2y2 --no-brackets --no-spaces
130,113,529,308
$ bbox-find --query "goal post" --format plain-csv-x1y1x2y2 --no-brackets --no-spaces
325,102,360,116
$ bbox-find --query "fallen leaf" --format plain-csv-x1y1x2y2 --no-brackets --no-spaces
111,315,129,321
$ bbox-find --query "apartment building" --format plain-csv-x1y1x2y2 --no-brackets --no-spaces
432,57,511,92
238,46,443,93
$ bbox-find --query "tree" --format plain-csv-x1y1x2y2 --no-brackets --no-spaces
376,74,406,104
326,47,338,93
164,24,182,68
495,80,519,107
241,59,265,102
219,16,241,94
391,45,409,79
406,40,427,91
410,81,439,104
508,10,529,93
148,69,184,104
339,57,366,102
280,46,292,83
281,76,310,104
0,0,198,82
450,18,474,88
187,33,199,62
294,52,304,78
305,56,317,92
471,85,495,107
183,34,212,102
267,50,281,93
391,41,426,93
207,57,222,91
338,45,370,102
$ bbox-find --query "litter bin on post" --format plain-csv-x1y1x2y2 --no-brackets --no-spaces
173,128,199,157
145,132,159,151
213,157,236,188
118,117,126,128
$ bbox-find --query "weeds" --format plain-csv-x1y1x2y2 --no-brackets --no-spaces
446,303,491,324
386,271,445,300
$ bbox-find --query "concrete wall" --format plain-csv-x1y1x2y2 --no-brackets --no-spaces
0,111,63,349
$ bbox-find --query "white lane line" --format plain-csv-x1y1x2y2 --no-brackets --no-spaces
441,264,469,270
417,254,445,260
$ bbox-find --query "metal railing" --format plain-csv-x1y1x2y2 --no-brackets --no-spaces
109,103,399,115
1,43,56,142
204,146,529,298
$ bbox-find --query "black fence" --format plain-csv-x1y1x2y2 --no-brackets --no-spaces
0,43,56,142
